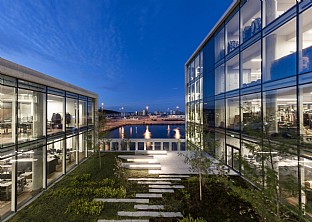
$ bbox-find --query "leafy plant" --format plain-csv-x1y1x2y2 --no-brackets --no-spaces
178,214,207,222
50,186,126,198
65,199,105,215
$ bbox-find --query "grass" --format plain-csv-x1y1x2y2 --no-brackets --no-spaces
8,152,148,222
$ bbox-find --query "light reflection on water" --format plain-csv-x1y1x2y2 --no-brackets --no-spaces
112,124,184,139
144,125,151,139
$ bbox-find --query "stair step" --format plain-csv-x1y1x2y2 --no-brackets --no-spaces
118,211,182,218
134,204,164,210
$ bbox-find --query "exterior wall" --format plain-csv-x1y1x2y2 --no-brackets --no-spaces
0,58,98,220
186,0,312,217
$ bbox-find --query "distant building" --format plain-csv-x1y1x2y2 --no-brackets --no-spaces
185,0,312,217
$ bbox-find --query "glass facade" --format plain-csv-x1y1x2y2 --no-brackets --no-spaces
185,0,312,217
0,70,97,219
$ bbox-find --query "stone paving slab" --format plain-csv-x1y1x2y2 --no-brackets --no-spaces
94,198,149,203
134,204,164,210
159,175,190,178
135,150,167,155
118,211,182,218
122,163,161,170
129,178,181,181
149,189,174,193
149,185,184,189
136,193,162,198
98,220,149,222
118,155,154,159
137,181,172,185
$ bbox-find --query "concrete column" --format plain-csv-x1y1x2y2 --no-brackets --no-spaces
161,142,163,150
127,141,130,151
43,144,47,189
110,142,113,151
75,135,79,165
11,158,16,211
118,141,121,151
32,148,43,191
169,142,172,151
33,92,45,138
135,141,138,151
62,139,66,174
178,141,181,151
265,0,277,26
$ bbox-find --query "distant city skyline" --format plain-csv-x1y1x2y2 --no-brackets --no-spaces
0,0,232,112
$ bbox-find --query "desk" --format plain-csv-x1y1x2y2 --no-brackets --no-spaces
0,181,12,200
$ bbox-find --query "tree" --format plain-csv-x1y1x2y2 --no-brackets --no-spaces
183,120,229,201
239,107,304,221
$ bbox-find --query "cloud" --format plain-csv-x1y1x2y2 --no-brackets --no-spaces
0,0,124,86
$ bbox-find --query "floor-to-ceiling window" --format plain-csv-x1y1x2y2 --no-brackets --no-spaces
263,17,297,82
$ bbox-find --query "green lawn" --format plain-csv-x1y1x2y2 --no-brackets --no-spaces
9,152,149,222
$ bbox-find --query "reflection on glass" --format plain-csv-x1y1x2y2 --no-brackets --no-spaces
144,125,151,139
167,125,170,137
215,27,225,62
130,127,132,137
215,64,225,95
241,41,261,87
264,0,296,26
0,85,14,146
241,0,261,43
264,87,297,138
226,97,240,131
299,6,312,73
18,89,45,142
263,18,296,82
226,54,239,91
226,10,239,54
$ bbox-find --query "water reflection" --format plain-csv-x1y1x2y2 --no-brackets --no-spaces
119,126,125,139
144,125,151,139
173,127,181,139
112,124,185,139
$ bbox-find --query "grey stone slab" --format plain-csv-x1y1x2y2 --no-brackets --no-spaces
118,211,182,218
136,193,162,198
149,189,174,193
98,220,149,222
134,204,164,210
94,198,149,203
128,178,181,181
137,181,172,185
118,155,154,159
159,175,189,178
122,163,161,170
149,185,184,189
135,150,167,155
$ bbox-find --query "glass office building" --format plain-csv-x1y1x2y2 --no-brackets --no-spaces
185,0,312,217
0,58,97,220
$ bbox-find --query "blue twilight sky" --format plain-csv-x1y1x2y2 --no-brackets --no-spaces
0,0,232,112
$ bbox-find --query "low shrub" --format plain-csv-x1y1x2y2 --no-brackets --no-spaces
71,173,92,186
178,214,207,222
65,199,105,215
50,186,126,198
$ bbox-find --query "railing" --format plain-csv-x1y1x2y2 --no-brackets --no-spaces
101,138,186,151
